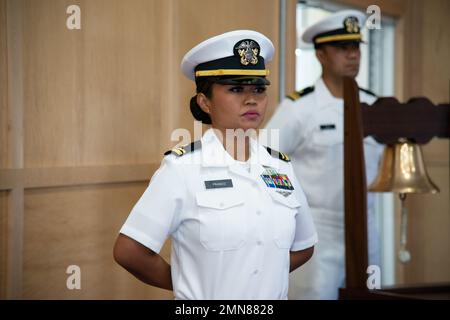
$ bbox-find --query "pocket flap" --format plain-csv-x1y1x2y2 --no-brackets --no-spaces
269,191,301,209
196,190,244,210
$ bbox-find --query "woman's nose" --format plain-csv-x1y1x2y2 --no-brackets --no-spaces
245,94,258,105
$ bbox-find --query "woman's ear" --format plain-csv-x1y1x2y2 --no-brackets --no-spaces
197,93,211,115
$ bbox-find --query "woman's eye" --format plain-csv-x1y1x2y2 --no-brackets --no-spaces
229,86,244,93
255,86,267,94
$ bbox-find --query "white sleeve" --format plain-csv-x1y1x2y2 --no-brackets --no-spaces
264,98,305,155
289,165,318,252
119,157,184,254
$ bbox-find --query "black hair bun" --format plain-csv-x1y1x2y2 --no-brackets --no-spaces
190,95,212,124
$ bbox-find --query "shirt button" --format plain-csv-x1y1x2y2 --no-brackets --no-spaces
256,210,261,216
253,270,259,275
219,202,224,208
256,240,263,246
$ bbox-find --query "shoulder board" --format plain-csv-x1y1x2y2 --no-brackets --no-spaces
264,146,290,162
286,86,315,101
164,140,202,157
359,87,377,97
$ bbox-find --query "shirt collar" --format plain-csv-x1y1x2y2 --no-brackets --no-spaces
200,128,277,169
315,77,343,108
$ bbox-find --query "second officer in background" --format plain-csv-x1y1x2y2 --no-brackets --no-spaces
265,10,383,300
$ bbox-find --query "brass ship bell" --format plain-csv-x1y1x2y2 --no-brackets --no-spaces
369,138,439,263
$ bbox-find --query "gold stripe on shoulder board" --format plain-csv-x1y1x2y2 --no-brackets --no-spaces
173,148,183,156
287,92,300,101
280,152,290,161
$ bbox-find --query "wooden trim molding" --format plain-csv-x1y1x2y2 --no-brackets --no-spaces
0,164,158,190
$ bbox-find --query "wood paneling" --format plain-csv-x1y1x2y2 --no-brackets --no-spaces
405,164,450,283
421,0,450,105
397,0,450,285
0,0,8,299
22,182,173,299
22,0,165,168
0,191,7,299
0,0,7,169
0,164,157,190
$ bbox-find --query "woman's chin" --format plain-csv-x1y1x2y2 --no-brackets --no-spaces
238,123,261,131
239,118,264,130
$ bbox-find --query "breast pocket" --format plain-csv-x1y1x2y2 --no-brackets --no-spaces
269,192,300,249
196,190,246,251
311,124,343,147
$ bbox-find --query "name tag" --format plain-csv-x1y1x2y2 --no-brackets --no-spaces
205,179,233,189
320,124,336,130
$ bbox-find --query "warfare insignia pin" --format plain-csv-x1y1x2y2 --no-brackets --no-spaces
344,16,360,33
234,39,260,66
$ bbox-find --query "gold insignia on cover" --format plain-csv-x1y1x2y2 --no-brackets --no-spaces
344,16,360,33
234,40,260,66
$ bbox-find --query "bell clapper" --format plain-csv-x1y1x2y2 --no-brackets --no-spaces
398,193,411,264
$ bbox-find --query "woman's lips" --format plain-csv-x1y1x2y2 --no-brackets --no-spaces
241,111,260,120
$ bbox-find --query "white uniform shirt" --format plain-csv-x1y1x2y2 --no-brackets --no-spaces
119,128,318,300
265,78,383,299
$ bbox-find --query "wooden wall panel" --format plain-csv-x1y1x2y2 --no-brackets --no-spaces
406,165,450,283
0,0,8,299
0,0,7,168
23,182,173,299
399,0,450,285
22,0,165,168
421,0,449,105
0,191,7,299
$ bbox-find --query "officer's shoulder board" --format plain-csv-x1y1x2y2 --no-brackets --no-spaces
164,140,202,157
286,86,315,101
359,87,377,97
264,146,290,162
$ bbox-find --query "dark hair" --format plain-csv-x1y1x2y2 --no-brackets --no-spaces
189,78,215,124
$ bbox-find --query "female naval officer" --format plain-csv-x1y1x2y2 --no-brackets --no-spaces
113,30,318,300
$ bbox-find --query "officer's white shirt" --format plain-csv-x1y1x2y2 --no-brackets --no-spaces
265,78,383,299
119,128,318,300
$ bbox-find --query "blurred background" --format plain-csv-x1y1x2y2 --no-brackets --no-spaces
0,0,448,299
